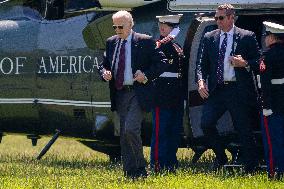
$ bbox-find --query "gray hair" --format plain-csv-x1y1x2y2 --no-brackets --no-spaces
217,4,235,16
112,10,134,27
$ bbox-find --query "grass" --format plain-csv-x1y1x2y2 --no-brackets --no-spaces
0,135,283,189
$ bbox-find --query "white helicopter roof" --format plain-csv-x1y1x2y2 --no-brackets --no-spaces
99,0,161,9
168,0,284,12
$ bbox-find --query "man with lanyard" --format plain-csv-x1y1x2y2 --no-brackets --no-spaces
150,14,188,173
259,21,284,179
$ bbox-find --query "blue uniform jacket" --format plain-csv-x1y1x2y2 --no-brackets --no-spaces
153,39,188,108
260,42,284,115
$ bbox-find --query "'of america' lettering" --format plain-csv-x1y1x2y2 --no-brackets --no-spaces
0,56,100,75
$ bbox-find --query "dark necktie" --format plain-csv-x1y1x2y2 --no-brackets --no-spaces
216,33,227,84
115,39,127,90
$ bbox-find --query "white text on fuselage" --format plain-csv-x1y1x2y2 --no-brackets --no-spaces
0,56,100,74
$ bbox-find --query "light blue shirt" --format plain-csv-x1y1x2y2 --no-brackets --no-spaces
220,26,236,81
114,32,133,85
123,33,133,85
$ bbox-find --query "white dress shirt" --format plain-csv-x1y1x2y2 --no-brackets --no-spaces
220,26,236,81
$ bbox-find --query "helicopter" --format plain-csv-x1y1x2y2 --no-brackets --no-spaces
1,0,284,164
0,0,165,161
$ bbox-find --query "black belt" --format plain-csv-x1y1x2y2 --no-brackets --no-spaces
217,81,236,88
120,85,134,91
223,81,236,85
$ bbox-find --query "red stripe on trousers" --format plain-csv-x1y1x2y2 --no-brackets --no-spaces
263,116,275,177
154,107,160,172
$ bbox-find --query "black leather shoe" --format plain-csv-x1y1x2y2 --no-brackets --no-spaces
125,167,148,179
135,167,148,178
269,172,284,180
243,164,259,174
211,160,224,170
211,156,228,170
124,169,137,179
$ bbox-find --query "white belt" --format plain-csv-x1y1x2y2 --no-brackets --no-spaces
159,72,180,78
271,78,284,84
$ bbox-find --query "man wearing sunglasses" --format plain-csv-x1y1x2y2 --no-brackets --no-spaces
98,10,168,179
196,4,261,173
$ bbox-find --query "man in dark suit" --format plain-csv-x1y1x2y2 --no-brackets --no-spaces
98,10,168,179
196,4,261,172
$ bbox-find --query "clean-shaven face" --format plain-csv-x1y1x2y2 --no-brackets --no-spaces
215,9,234,32
158,23,173,37
112,17,132,39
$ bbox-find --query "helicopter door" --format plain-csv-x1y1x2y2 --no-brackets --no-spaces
82,13,115,109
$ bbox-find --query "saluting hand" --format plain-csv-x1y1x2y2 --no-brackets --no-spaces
198,80,209,99
102,69,112,81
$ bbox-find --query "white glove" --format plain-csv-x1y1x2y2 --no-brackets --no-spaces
169,27,180,38
263,109,273,116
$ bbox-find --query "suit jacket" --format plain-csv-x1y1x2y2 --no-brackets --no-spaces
196,26,261,104
99,31,168,111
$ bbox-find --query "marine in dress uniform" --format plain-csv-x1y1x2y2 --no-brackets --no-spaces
260,21,284,179
150,14,188,172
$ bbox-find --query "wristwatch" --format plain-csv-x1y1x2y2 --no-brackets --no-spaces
142,73,148,84
245,60,250,71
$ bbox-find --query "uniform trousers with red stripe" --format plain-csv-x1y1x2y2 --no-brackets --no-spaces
150,106,183,172
261,113,284,177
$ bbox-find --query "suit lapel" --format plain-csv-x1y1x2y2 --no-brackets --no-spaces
110,37,120,71
131,32,139,70
213,30,221,61
232,27,241,55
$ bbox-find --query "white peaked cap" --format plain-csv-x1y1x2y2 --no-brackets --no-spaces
263,21,284,34
156,14,183,24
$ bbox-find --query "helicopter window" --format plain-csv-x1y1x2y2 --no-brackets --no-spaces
65,0,102,12
82,14,115,50
23,0,64,20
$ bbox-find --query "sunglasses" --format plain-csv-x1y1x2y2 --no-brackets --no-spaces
112,25,124,30
262,31,272,36
214,15,226,21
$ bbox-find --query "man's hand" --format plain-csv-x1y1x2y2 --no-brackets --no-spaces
102,69,112,81
133,70,146,83
229,55,247,67
198,80,209,99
